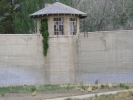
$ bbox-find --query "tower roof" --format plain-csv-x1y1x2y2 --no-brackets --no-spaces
30,2,87,19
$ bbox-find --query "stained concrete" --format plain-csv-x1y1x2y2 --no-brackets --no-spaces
76,30,133,84
0,34,45,86
0,30,133,86
0,34,76,86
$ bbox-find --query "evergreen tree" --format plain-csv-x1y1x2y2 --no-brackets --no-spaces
0,0,19,34
14,0,74,34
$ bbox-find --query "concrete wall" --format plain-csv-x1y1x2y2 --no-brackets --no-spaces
0,34,76,86
1,30,133,86
45,35,76,84
0,34,45,86
76,30,133,84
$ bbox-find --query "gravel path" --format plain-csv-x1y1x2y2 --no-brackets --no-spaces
46,89,133,100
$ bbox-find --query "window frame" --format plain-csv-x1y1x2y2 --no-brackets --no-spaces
70,18,77,35
54,18,64,35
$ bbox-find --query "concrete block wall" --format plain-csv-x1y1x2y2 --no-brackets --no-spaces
76,30,133,84
0,34,45,86
1,30,133,86
46,35,76,84
0,34,76,86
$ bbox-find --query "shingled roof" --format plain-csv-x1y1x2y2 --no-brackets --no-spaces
30,2,87,19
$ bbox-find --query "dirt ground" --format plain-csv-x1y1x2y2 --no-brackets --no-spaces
0,88,130,100
0,89,85,100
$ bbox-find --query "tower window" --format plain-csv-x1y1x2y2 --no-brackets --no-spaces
70,18,77,35
54,18,64,35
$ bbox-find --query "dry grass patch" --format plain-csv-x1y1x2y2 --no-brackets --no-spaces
0,83,133,98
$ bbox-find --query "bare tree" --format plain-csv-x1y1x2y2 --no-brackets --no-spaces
78,0,133,32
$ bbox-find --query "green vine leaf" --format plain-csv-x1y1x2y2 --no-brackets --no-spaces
41,20,49,56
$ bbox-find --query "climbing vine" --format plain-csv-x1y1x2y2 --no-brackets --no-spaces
41,20,49,56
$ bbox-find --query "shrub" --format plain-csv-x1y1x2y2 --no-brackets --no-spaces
125,85,129,89
101,84,105,89
31,87,36,92
65,98,72,100
95,80,99,85
81,85,86,90
92,86,98,90
119,83,126,88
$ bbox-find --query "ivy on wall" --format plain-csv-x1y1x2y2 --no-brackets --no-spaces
41,21,49,56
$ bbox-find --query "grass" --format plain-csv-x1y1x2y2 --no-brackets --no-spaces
0,83,132,94
79,84,88,90
92,86,98,90
119,83,126,88
65,91,133,100
0,84,78,94
0,84,88,94
119,83,130,89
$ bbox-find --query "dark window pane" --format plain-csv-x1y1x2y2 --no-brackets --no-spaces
54,18,64,35
59,25,61,31
54,25,56,28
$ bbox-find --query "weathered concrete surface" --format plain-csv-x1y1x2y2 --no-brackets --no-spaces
0,34,76,86
45,35,76,84
0,30,133,86
0,34,45,86
76,30,133,84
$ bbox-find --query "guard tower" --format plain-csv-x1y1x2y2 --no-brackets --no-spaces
30,2,87,84
30,2,87,35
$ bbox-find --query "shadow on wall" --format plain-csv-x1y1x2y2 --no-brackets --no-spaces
77,73,133,84
0,66,44,87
